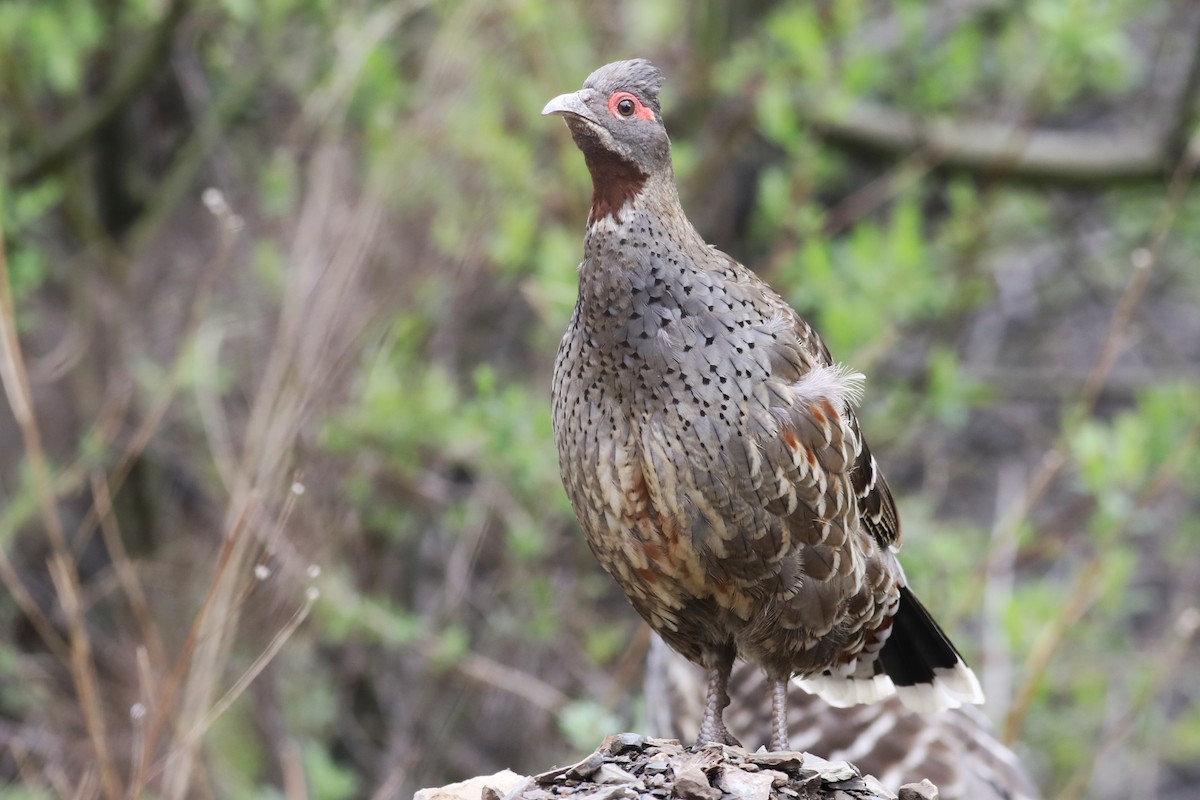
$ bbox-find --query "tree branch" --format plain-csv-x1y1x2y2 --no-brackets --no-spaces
799,12,1200,186
802,96,1189,185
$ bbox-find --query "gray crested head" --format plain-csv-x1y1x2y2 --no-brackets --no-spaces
543,59,673,222
583,59,664,116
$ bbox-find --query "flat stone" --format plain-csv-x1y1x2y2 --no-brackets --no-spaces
715,765,774,800
671,765,720,800
859,775,896,799
569,788,636,800
593,763,639,785
744,749,805,773
567,752,606,780
608,733,647,755
415,769,526,800
801,753,859,783
897,779,939,800
760,768,789,788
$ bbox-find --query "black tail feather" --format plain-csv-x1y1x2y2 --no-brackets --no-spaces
880,586,968,688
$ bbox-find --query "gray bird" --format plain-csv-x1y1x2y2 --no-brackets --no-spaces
544,59,983,751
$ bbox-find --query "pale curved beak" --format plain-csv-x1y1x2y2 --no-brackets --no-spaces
541,90,601,125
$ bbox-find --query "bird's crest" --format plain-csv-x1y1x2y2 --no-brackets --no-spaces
584,59,665,115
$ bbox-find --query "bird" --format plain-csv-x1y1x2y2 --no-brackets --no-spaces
543,58,984,752
645,634,1040,799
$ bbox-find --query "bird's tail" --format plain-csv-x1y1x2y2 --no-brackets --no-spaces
797,586,984,713
878,586,984,713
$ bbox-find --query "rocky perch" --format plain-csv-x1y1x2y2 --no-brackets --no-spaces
415,733,940,800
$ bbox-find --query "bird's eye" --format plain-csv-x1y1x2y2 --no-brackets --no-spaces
617,97,636,116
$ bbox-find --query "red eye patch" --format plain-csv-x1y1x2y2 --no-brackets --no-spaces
607,91,656,121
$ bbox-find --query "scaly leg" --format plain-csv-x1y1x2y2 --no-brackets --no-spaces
770,678,789,752
696,649,740,747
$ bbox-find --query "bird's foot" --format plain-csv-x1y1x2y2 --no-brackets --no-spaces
697,657,741,748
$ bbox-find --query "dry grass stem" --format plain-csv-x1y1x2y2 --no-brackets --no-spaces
170,590,316,762
130,501,249,799
48,555,123,800
160,148,381,795
0,210,74,664
281,738,309,800
130,646,153,789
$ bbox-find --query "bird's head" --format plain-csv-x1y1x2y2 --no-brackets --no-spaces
543,59,672,222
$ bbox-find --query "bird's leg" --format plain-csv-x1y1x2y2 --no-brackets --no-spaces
696,649,740,747
770,677,789,752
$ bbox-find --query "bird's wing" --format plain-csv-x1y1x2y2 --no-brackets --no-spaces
850,421,902,550
790,308,902,551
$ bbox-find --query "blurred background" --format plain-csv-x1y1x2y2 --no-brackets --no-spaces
2,0,1199,798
